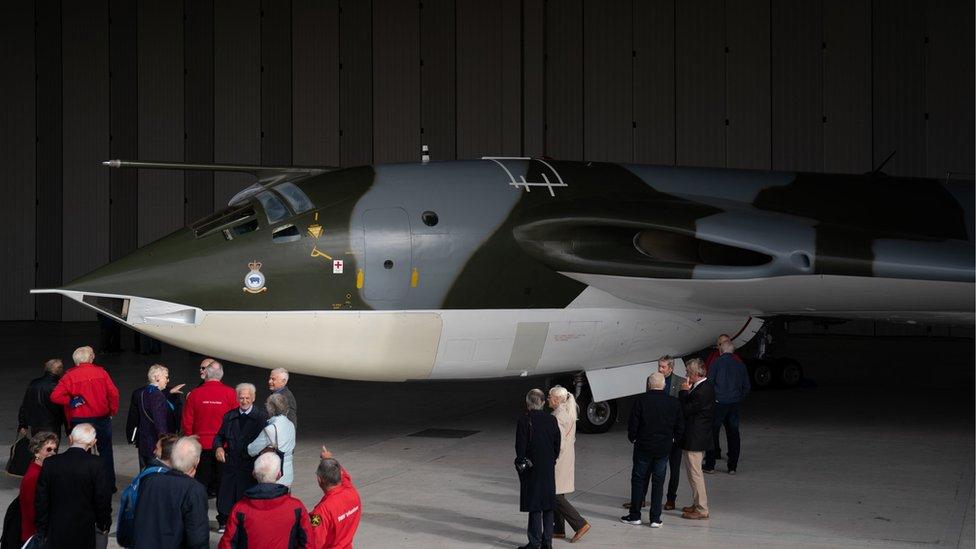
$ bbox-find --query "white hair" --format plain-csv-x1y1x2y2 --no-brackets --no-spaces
265,393,289,417
525,389,546,411
720,340,735,354
548,385,578,422
253,452,282,483
204,361,224,381
236,382,256,396
648,372,666,390
171,437,202,474
72,346,94,365
147,364,168,383
270,368,289,383
70,423,96,446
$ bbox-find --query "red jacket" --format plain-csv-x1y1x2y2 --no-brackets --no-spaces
19,461,41,541
704,350,741,375
218,483,313,549
50,363,120,420
182,380,237,449
310,469,360,549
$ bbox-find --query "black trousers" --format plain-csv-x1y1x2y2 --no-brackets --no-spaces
553,494,587,535
666,443,683,501
526,509,554,547
195,449,222,497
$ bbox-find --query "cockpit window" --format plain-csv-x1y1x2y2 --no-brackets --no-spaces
274,182,315,214
192,206,255,237
222,219,259,240
255,191,289,224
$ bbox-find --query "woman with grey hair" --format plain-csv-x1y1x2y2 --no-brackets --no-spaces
549,385,591,542
18,431,58,542
515,388,561,549
247,393,296,486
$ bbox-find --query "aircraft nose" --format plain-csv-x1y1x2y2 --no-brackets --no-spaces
33,227,205,324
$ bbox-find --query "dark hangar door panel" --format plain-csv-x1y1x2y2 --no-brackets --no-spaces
363,208,412,302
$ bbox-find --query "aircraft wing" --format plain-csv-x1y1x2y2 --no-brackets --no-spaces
512,195,975,325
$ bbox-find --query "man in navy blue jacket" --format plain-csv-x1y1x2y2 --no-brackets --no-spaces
704,340,751,474
621,372,684,528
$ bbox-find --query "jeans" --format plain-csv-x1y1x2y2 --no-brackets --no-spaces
705,402,741,470
526,509,553,547
628,447,670,523
71,416,115,489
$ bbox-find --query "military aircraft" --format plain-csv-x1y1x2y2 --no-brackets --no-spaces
33,156,974,432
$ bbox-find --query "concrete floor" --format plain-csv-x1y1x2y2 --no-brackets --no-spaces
0,321,972,548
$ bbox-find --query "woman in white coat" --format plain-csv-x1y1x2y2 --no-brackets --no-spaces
549,385,590,543
247,392,296,486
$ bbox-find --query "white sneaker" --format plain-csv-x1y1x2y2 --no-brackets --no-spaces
650,522,663,528
217,526,226,534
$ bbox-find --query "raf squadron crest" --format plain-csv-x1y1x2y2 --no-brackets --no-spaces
243,261,268,293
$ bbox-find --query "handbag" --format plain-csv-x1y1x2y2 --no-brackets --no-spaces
6,434,31,477
259,423,286,463
513,415,534,474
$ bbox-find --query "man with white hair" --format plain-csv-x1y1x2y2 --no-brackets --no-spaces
213,382,269,533
703,340,751,475
126,363,185,468
621,372,684,528
50,345,120,490
267,367,298,427
218,453,313,548
34,423,112,548
182,359,237,498
132,437,209,548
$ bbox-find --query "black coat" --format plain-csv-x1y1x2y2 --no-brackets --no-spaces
34,447,112,549
18,372,66,436
627,390,684,457
680,379,716,451
213,407,269,516
132,469,209,549
515,410,560,512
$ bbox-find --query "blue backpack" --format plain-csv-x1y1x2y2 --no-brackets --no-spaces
116,466,168,547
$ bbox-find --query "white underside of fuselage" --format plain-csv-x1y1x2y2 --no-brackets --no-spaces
31,287,751,384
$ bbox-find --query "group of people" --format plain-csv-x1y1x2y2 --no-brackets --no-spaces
7,346,362,549
514,334,751,549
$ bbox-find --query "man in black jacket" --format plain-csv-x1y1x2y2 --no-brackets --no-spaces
34,423,112,549
679,357,714,520
621,372,684,528
213,382,268,533
132,436,209,549
17,359,66,439
515,388,560,549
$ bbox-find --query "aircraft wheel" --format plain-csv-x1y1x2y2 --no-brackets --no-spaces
577,385,617,434
751,363,773,389
779,360,803,387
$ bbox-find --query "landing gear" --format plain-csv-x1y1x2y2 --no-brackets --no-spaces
576,383,617,434
744,357,804,389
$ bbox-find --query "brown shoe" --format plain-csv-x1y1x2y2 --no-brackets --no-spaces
681,505,697,513
664,500,676,510
570,522,590,543
553,533,566,539
681,510,709,520
622,500,648,509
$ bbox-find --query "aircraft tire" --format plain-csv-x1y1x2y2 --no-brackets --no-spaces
779,359,803,388
750,362,774,389
577,385,617,434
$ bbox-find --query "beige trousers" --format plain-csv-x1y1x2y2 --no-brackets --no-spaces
682,450,709,514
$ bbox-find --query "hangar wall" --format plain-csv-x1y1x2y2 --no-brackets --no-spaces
0,0,972,321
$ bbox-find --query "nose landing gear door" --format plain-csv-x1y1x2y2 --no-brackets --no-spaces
362,208,412,304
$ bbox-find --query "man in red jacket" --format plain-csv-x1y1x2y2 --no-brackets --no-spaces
50,345,120,490
218,453,313,548
310,447,361,549
182,359,237,500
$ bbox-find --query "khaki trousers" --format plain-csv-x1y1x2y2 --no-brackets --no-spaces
682,450,709,514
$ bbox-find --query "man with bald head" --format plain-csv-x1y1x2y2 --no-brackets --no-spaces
132,436,209,548
621,372,684,528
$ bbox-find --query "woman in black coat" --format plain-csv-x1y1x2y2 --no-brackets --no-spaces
515,389,560,549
